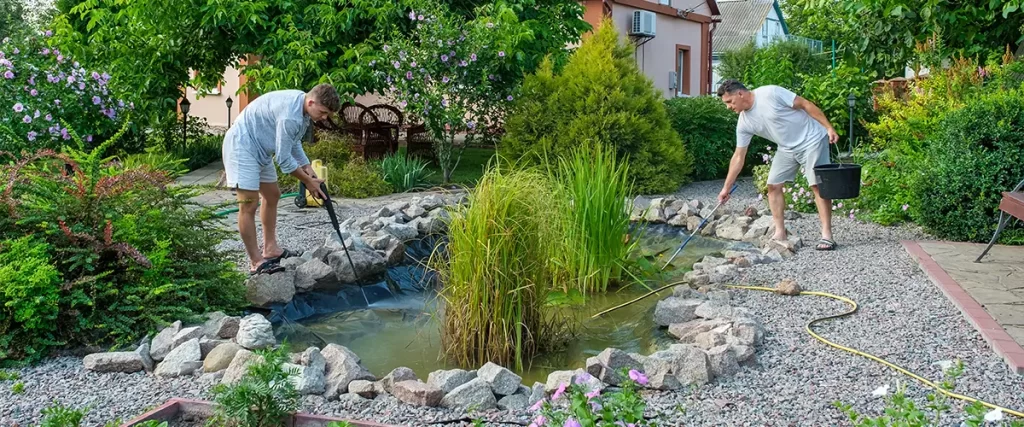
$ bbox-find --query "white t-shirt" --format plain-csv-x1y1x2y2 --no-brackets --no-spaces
736,85,827,152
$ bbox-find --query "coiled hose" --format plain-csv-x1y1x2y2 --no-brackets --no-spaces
592,280,1024,418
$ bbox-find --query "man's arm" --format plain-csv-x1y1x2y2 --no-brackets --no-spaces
276,119,325,198
793,96,839,144
719,146,748,203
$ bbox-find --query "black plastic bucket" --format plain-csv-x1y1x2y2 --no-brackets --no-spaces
814,163,862,200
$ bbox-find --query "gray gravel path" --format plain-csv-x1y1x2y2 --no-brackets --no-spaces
3,178,1023,426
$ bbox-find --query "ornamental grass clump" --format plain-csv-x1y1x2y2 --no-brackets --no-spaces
431,165,563,370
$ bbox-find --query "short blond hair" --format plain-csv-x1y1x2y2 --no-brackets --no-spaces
308,83,341,112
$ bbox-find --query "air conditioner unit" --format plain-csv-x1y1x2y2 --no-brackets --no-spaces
630,11,656,37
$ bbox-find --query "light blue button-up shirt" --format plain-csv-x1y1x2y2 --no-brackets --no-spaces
233,89,311,174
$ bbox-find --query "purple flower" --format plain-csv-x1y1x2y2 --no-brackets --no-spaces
406,71,413,80
54,99,61,106
507,95,513,101
62,129,70,140
441,99,449,107
552,382,567,400
12,48,18,54
56,54,63,62
3,70,12,79
417,14,424,20
488,74,494,80
470,53,477,61
23,115,32,123
410,61,417,67
26,131,36,141
34,110,40,118
92,96,101,105
466,120,475,129
79,82,86,90
86,135,93,142
498,51,506,57
564,418,581,427
13,103,23,112
101,72,110,81
459,60,467,67
409,11,416,20
449,50,455,57
442,76,450,83
441,54,448,62
67,76,75,84
628,369,648,385
393,61,400,69
30,89,38,97
41,48,50,55
73,61,79,67
92,71,100,80
45,114,52,121
398,101,407,108
118,100,124,107
45,30,53,37
383,44,390,52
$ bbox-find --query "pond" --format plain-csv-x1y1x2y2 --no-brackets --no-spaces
267,225,730,385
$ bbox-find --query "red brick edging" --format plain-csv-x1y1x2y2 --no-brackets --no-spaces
901,240,1024,375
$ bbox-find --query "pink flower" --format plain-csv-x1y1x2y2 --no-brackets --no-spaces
529,398,545,411
67,76,75,83
92,96,102,105
12,48,18,54
409,11,416,20
45,30,53,37
498,51,506,57
628,369,648,385
471,53,477,61
41,48,50,55
552,382,567,400
506,95,513,101
459,60,467,67
442,76,450,83
585,389,600,399
441,54,448,62
417,14,424,20
393,61,400,69
564,418,581,427
56,54,63,62
26,131,36,141
22,115,31,123
86,135,92,142
837,202,844,209
902,204,909,211
3,70,12,79
13,103,23,112
45,114,52,121
406,71,413,80
410,61,417,67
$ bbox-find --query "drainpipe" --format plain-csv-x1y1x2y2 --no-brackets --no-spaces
708,19,718,94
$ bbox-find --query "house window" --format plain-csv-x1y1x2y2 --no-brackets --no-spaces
676,45,691,96
659,0,671,5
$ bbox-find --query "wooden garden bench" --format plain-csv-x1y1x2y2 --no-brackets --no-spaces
975,176,1024,262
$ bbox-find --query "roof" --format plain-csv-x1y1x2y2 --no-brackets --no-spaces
712,0,787,53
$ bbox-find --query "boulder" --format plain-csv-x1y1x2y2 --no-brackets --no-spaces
498,394,529,410
440,378,497,410
761,248,785,263
528,382,545,405
672,286,706,300
322,344,376,399
427,369,476,394
709,265,740,283
653,298,702,327
203,313,240,340
776,279,802,296
136,342,155,373
419,195,445,211
403,204,427,219
245,271,296,306
631,196,652,221
155,338,202,378
695,302,735,320
199,337,229,358
381,367,418,394
83,352,145,373
730,318,765,347
706,345,740,378
203,342,242,373
715,221,748,241
477,361,521,396
382,223,418,241
172,326,204,350
348,380,377,399
694,331,728,350
595,348,644,385
683,271,711,288
235,314,276,350
663,344,712,386
328,249,387,284
393,380,443,407
664,199,691,219
644,198,666,223
295,258,333,291
730,343,756,363
667,214,689,227
411,216,445,235
285,357,327,395
544,370,576,394
220,349,259,386
667,318,731,343
641,353,682,390
150,320,182,362
281,257,307,270
383,240,406,266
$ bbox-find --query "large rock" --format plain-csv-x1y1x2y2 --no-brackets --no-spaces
203,313,240,340
410,216,445,235
150,321,182,362
322,344,376,399
776,279,802,296
221,349,259,385
683,271,711,288
707,344,740,378
544,370,576,393
155,338,202,378
595,348,644,385
440,378,497,410
653,298,702,327
497,393,530,410
199,337,229,358
328,249,387,284
730,317,765,347
419,195,445,211
393,380,443,407
427,369,477,394
235,314,276,350
644,198,666,223
663,344,712,386
641,353,682,390
693,256,729,273
715,221,748,241
695,302,735,320
528,382,545,405
295,258,333,291
203,342,242,373
83,352,145,373
403,204,427,219
382,367,418,394
694,330,728,350
383,240,406,266
286,350,327,396
477,361,521,396
172,326,204,350
245,271,296,306
348,380,378,399
667,318,731,343
136,342,155,373
382,222,418,241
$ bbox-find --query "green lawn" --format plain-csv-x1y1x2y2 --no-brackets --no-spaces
423,147,496,187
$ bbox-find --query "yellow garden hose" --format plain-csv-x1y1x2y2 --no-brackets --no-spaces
592,280,1024,418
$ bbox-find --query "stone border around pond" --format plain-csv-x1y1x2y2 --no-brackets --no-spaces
82,192,810,415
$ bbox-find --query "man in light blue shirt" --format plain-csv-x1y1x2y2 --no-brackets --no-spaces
222,83,339,275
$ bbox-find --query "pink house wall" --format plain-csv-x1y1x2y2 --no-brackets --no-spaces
611,2,707,98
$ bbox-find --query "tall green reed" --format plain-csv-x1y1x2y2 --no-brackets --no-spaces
550,143,636,294
430,166,562,370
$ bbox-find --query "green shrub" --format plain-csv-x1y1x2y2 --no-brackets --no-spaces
798,62,877,144
210,346,300,427
664,96,771,181
500,19,692,194
718,40,828,92
913,90,1024,243
0,121,245,364
333,157,392,199
0,236,62,362
144,112,221,172
308,131,355,166
378,153,434,192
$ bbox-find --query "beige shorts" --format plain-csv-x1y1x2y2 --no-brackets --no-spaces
766,138,831,186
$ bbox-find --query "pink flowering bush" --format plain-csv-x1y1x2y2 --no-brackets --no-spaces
752,145,862,220
529,370,656,427
0,31,131,153
374,1,523,183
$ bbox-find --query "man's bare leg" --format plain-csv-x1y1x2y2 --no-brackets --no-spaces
237,189,266,271
767,183,787,240
811,185,834,247
259,182,283,260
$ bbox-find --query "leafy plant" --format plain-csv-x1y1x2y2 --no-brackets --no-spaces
500,19,692,194
530,370,655,426
209,345,301,427
0,119,245,364
378,153,434,192
718,40,828,92
664,96,770,181
11,381,24,394
334,157,393,199
37,402,86,427
0,369,19,380
143,111,222,172
0,236,62,361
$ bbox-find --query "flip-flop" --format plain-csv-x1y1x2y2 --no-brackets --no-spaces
264,248,301,263
249,259,286,276
816,238,837,251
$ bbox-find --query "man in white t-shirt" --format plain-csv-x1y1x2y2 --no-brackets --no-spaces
716,80,840,251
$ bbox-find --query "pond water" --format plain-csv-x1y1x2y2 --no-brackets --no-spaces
268,225,731,385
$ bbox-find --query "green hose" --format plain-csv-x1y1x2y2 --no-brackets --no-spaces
212,192,301,217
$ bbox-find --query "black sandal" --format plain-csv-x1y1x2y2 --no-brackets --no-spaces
249,259,286,276
816,238,837,251
264,248,300,263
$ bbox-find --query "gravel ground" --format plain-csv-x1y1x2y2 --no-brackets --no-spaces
3,178,1023,426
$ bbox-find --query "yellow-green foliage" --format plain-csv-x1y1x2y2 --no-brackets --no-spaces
500,19,692,194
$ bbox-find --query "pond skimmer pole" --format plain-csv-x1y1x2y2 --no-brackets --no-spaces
660,183,737,271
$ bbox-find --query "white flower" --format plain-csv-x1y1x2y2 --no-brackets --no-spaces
984,408,1003,422
871,384,889,397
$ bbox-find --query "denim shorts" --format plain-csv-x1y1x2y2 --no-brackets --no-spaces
766,138,831,186
222,127,277,191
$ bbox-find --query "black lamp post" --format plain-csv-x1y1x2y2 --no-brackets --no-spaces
846,93,856,155
226,96,234,128
180,97,191,147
